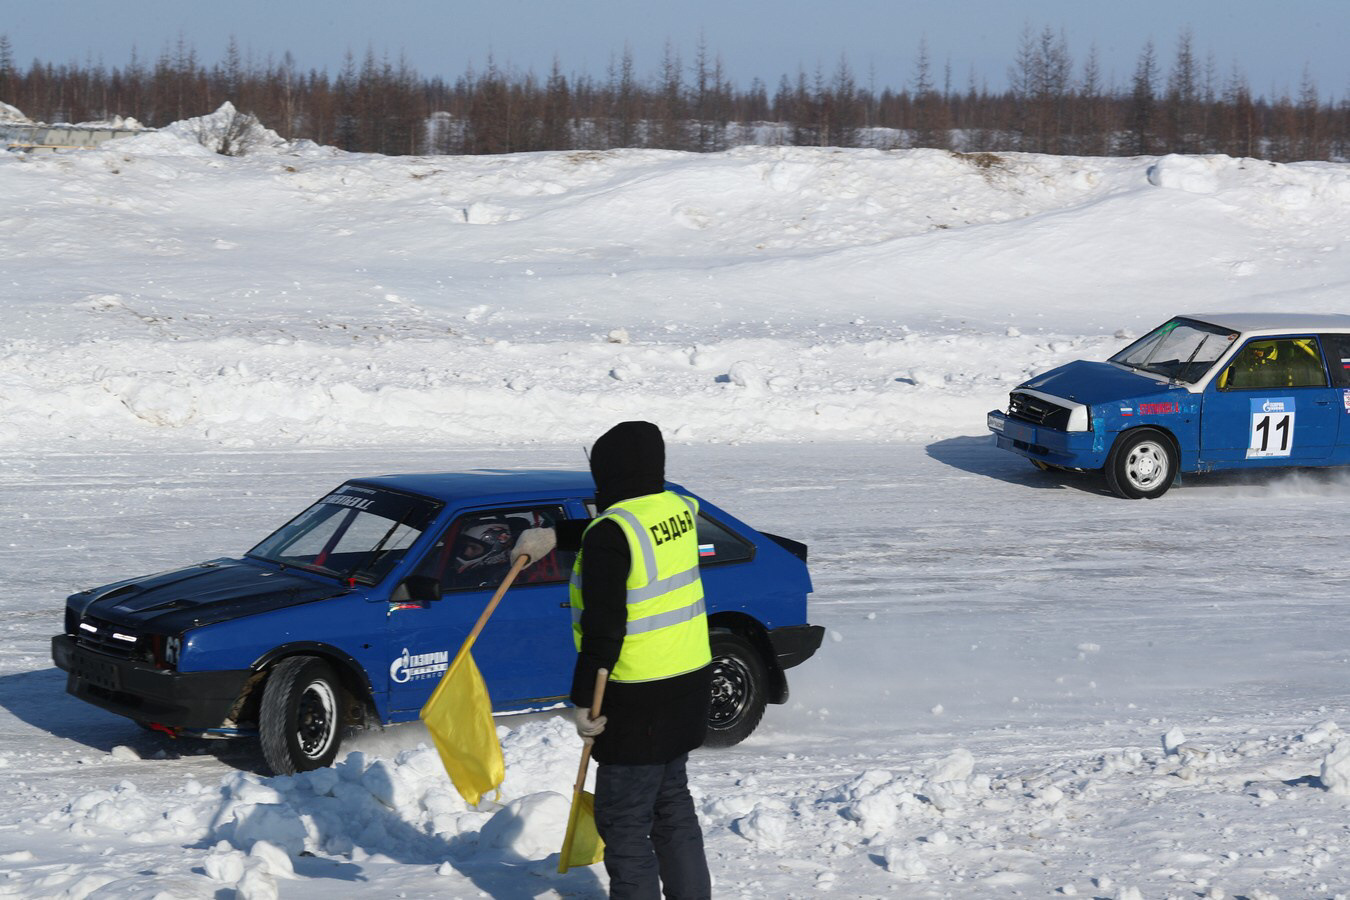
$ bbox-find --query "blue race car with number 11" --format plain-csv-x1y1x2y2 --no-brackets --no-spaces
987,313,1350,498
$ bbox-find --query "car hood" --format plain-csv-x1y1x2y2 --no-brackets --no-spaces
1019,360,1182,406
70,558,350,632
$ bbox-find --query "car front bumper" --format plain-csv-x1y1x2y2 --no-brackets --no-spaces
52,634,251,730
987,410,1107,469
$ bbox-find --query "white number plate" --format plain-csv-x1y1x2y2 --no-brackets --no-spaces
1247,397,1295,458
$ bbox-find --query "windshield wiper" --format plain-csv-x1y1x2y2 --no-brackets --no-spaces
1173,335,1211,384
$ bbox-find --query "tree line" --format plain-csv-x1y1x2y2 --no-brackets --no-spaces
2,28,1347,161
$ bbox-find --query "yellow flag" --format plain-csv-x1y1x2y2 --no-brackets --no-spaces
419,652,504,807
563,790,605,869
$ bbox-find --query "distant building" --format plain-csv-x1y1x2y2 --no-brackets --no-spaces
2,123,147,153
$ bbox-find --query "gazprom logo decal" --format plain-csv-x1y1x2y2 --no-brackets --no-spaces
390,647,450,683
1252,396,1296,415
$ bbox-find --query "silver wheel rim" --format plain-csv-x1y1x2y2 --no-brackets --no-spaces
1124,440,1169,491
296,678,337,760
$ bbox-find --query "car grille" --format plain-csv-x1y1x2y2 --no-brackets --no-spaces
1008,391,1074,430
74,615,146,661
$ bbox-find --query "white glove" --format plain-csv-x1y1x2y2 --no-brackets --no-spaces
574,707,607,739
510,527,557,567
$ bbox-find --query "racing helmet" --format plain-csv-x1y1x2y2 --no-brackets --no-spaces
454,519,514,571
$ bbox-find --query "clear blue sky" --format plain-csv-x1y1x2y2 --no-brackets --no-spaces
5,0,1347,99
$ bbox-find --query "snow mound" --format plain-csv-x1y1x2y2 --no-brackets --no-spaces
144,101,288,157
480,792,573,858
1147,154,1222,193
0,100,31,123
1320,741,1350,795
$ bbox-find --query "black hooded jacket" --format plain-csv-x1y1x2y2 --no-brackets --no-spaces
568,421,712,765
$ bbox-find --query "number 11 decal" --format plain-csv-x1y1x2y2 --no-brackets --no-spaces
1247,397,1296,458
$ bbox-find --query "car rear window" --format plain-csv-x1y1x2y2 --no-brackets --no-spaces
1320,334,1350,388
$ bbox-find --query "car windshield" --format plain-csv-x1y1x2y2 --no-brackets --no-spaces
247,484,442,585
1109,317,1238,384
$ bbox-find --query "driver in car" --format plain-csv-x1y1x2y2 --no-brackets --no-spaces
448,518,518,588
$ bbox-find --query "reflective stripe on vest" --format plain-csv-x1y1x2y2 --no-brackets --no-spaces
570,491,712,683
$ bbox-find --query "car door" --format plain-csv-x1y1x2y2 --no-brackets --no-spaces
384,502,579,717
1200,335,1339,464
1319,333,1350,461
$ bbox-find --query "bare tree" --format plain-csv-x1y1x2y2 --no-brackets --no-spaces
654,40,685,150
4,31,1345,162
542,56,571,151
1009,25,1072,153
1217,64,1256,158
1165,28,1200,152
607,44,638,148
911,39,949,149
0,34,16,103
1296,65,1327,161
1129,40,1159,155
1075,43,1113,155
830,53,862,147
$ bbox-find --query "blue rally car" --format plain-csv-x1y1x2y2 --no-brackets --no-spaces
51,471,823,774
988,313,1350,498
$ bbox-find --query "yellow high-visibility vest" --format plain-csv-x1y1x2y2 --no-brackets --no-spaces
570,491,712,683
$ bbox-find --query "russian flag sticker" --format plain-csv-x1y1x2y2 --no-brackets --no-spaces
698,544,716,557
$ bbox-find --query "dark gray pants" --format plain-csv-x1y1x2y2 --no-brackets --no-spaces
594,754,711,900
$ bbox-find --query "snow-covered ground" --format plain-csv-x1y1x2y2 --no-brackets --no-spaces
1,107,1349,898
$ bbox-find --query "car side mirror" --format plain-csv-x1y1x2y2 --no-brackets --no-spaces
392,574,442,604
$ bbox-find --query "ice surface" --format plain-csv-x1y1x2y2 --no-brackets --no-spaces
1,105,1348,897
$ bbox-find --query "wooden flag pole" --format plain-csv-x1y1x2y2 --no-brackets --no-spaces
444,554,531,680
558,667,609,873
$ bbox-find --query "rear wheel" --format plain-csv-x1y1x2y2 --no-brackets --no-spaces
259,656,343,775
1104,428,1177,499
705,632,768,748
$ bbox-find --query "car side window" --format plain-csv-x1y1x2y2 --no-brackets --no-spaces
694,513,755,565
416,505,576,592
1320,334,1350,388
580,500,753,565
1218,338,1329,390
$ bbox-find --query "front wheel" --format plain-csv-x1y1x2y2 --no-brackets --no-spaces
1104,428,1177,499
704,632,768,748
259,656,344,775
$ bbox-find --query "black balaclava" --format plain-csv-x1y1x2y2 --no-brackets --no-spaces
590,421,666,511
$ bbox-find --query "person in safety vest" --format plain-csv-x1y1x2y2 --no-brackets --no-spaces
568,420,713,900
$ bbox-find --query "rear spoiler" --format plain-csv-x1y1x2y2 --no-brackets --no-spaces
762,532,807,562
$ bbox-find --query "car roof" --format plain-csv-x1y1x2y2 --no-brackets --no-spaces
351,470,596,503
1183,312,1350,334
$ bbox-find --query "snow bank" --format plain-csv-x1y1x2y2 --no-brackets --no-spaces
26,715,1350,898
2,131,1347,453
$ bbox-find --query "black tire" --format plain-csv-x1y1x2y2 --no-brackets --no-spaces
259,656,344,775
705,632,768,748
1104,428,1177,499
